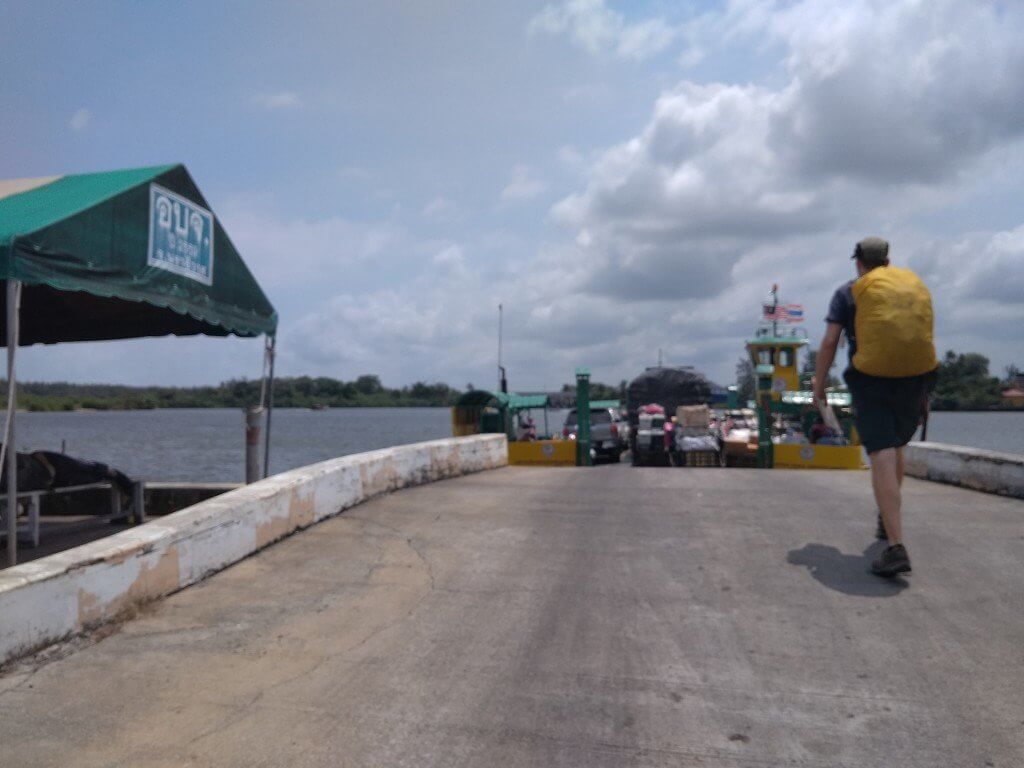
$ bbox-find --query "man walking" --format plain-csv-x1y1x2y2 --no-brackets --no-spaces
813,237,938,577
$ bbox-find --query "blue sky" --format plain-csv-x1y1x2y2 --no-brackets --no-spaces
2,1,1023,390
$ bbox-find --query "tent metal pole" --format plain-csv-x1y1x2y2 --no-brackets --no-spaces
262,334,276,479
5,280,21,567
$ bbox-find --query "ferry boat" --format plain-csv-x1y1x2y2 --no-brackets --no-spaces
745,286,865,470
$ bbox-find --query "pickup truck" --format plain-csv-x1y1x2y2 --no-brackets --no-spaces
562,406,629,463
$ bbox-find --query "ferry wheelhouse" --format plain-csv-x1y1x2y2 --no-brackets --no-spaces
747,286,865,470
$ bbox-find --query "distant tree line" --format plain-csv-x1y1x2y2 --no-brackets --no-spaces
2,350,1015,413
560,380,628,402
930,352,1011,411
0,374,464,412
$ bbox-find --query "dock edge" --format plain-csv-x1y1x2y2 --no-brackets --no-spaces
904,441,1024,500
0,434,508,667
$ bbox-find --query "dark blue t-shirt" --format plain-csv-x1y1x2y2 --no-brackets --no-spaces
826,280,856,362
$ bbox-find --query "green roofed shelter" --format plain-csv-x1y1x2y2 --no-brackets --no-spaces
452,390,512,438
507,393,549,412
0,164,278,567
454,390,510,409
0,164,276,343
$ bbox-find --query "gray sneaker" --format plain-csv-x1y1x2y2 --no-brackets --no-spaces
870,543,911,577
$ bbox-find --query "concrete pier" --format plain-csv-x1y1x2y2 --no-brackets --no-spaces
1,464,1022,766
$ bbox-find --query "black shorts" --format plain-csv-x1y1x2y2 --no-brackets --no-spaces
843,367,937,455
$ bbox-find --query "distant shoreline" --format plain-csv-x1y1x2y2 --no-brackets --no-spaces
11,403,458,413
9,404,1023,414
1,374,465,412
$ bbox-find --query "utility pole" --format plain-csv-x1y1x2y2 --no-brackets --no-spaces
497,303,507,393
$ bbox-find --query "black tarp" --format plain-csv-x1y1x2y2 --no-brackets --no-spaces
626,367,713,425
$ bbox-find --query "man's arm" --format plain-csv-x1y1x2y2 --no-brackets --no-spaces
813,323,842,405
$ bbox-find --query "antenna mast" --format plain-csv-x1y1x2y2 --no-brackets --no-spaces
497,304,507,393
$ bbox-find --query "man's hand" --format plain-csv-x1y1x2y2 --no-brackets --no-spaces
814,323,842,407
812,376,827,407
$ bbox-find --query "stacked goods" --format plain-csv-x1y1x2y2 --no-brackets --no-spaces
677,434,719,451
679,451,720,468
676,405,709,428
626,367,712,426
674,404,711,440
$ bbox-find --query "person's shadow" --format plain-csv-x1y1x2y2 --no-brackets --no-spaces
787,541,909,596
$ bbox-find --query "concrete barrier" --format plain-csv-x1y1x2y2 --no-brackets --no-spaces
905,441,1024,499
0,435,507,667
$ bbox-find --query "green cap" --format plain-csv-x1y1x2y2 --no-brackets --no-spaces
852,236,889,266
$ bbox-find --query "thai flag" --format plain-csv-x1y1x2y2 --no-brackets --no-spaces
784,304,804,322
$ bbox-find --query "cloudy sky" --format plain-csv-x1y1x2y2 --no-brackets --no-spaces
2,0,1022,390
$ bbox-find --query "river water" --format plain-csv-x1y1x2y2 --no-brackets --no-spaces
14,408,452,483
9,408,1024,483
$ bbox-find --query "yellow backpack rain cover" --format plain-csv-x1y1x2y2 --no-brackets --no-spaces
852,266,938,378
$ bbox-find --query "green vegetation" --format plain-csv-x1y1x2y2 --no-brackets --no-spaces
1,375,464,412
5,351,1016,413
560,380,627,402
800,350,839,389
931,352,1005,411
735,357,756,402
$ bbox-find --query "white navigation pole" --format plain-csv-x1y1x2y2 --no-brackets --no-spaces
5,279,21,567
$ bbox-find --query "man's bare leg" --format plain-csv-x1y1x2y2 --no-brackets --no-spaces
896,446,905,487
871,448,902,544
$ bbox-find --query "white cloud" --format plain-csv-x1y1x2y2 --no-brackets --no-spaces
432,244,466,271
69,108,91,131
891,226,1024,371
285,253,499,383
500,164,545,203
557,144,585,168
252,91,302,109
44,1,1021,390
216,198,412,292
422,196,460,220
530,0,681,61
763,0,1024,184
548,0,1024,312
561,83,611,106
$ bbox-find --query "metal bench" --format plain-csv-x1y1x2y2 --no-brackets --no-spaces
0,481,145,548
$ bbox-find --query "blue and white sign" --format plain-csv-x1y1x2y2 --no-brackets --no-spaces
148,183,214,285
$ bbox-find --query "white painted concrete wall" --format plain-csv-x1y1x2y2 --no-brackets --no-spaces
905,441,1024,499
0,435,507,667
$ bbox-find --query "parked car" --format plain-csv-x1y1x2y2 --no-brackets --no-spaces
563,406,628,462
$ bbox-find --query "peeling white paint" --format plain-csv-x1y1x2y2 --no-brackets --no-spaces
0,435,508,666
905,441,1024,499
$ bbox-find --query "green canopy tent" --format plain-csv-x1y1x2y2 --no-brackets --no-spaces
0,164,278,566
508,393,552,439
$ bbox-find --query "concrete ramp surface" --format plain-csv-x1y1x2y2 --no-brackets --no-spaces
1,466,1022,766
